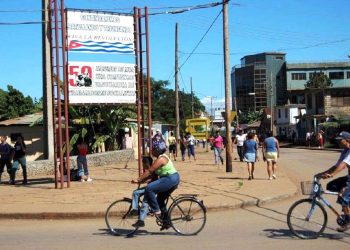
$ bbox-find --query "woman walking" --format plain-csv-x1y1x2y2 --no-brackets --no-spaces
243,132,259,180
262,131,280,180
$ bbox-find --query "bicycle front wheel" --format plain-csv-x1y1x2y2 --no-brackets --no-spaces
287,198,327,239
105,199,139,236
168,198,207,236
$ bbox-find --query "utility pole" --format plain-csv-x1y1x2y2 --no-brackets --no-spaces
191,77,194,118
270,72,273,134
175,23,180,142
42,0,54,160
223,0,232,172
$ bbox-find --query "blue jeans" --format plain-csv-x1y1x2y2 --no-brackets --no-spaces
12,156,27,183
77,155,89,177
187,145,195,157
131,187,149,221
213,147,223,164
144,173,180,214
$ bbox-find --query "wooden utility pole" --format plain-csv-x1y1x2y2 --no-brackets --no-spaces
191,77,194,118
223,0,232,172
175,23,180,142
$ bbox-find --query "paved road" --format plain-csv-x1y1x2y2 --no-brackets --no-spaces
0,148,349,250
0,198,349,250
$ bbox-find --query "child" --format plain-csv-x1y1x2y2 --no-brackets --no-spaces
130,156,157,222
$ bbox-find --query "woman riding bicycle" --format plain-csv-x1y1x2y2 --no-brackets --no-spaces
316,131,350,232
131,140,180,228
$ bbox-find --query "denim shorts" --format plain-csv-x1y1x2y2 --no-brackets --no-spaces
337,183,350,207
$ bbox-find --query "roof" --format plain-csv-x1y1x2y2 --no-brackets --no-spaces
0,112,43,126
287,61,350,70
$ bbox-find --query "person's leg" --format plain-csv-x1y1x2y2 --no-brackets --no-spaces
251,163,255,179
144,173,179,214
247,163,252,180
272,160,277,179
10,160,19,185
337,186,350,231
19,157,27,184
131,188,145,210
0,160,5,182
77,156,84,181
267,161,272,179
6,160,14,184
213,148,218,165
191,145,196,160
218,149,223,164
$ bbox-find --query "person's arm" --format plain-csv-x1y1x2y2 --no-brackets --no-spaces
132,156,168,183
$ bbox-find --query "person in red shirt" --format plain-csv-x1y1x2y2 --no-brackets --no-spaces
213,131,224,165
77,138,92,182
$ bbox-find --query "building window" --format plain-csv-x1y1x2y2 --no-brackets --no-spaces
292,73,306,80
329,71,344,80
275,56,284,60
332,96,350,107
347,72,350,79
285,108,288,118
278,109,281,118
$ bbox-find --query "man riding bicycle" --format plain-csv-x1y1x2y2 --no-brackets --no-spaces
131,140,180,229
317,131,350,232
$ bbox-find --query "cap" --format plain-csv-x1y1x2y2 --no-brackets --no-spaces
156,129,160,132
335,131,350,140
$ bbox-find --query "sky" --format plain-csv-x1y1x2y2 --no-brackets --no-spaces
0,0,349,112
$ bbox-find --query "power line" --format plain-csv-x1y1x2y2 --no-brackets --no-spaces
179,10,222,70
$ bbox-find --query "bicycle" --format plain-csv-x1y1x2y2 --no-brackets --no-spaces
105,185,207,237
287,176,348,239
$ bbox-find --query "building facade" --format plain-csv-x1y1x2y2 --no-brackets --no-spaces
286,62,350,131
231,52,287,112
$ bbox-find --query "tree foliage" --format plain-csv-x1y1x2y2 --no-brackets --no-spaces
0,85,38,120
150,78,205,130
305,71,332,89
238,110,263,124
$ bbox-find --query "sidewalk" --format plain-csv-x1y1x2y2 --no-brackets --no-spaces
0,147,297,219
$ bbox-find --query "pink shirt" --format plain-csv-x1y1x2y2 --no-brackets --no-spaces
214,135,223,148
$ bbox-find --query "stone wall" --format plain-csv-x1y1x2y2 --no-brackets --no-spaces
3,149,134,178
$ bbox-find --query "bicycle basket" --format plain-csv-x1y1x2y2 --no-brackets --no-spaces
301,181,314,195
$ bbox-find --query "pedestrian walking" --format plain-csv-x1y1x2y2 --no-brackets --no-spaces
0,136,14,184
233,129,246,162
186,132,196,161
212,131,224,166
12,135,28,185
306,131,311,147
317,130,324,149
179,134,187,161
243,132,259,180
168,131,177,161
262,131,280,180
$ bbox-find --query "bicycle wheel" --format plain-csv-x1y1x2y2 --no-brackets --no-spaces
287,198,327,239
105,199,139,236
168,197,207,236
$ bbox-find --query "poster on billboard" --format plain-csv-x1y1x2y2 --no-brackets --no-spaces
68,61,136,104
66,10,134,54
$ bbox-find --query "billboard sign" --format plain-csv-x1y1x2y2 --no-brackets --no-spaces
66,10,134,54
68,61,136,104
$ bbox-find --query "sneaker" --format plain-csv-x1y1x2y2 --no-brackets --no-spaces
268,177,273,180
80,178,86,182
337,223,350,232
86,177,93,182
132,220,145,227
272,174,277,179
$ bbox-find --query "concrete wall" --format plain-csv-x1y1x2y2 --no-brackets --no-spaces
2,149,134,178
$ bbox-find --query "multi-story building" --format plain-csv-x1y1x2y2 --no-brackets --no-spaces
231,52,287,112
286,61,350,131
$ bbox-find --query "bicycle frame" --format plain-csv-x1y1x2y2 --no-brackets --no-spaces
309,177,342,218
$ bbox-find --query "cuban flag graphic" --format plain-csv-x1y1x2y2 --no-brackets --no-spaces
68,40,134,54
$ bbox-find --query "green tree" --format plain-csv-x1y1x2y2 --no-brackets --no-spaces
150,78,205,131
0,85,36,120
305,71,332,89
238,110,263,124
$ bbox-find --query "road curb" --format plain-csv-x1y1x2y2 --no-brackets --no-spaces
0,190,298,220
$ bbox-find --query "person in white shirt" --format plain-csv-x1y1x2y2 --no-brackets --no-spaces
233,130,246,162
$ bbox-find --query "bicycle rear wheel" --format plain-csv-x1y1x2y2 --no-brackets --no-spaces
105,199,139,236
287,198,327,239
168,197,206,236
